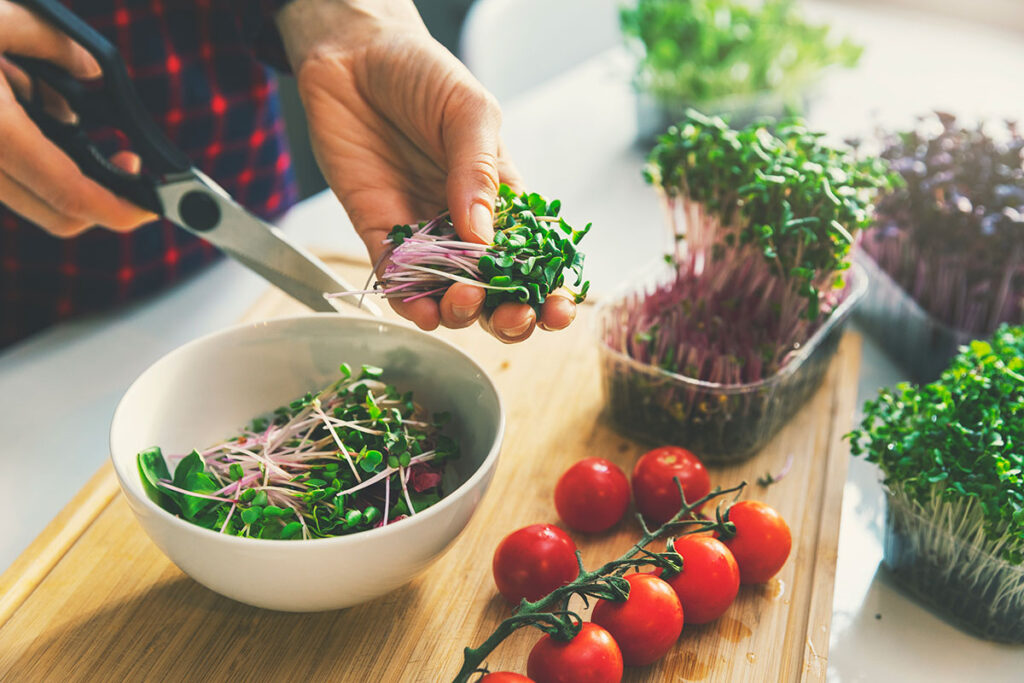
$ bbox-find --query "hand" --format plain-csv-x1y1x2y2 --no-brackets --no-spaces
0,1,153,237
277,0,576,342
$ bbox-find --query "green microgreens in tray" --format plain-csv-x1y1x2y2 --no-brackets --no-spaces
137,364,458,540
607,111,893,385
646,109,893,320
620,0,862,110
848,324,1024,640
330,184,590,312
850,324,1024,564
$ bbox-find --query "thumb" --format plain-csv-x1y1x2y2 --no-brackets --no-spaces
443,88,502,245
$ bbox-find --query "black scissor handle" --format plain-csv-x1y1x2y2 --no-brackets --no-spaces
9,0,193,212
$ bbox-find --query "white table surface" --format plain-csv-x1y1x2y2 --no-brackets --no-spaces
2,1,1022,679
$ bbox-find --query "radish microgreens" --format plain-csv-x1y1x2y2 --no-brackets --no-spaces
864,112,1024,334
136,364,457,539
331,184,590,312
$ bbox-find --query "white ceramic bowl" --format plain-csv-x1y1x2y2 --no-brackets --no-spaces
110,314,504,611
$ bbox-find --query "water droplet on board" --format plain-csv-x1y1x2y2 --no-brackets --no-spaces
716,616,753,642
755,577,785,601
746,652,757,664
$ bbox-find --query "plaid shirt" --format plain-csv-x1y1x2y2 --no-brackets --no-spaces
0,0,298,348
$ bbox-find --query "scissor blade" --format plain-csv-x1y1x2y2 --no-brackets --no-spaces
156,171,381,316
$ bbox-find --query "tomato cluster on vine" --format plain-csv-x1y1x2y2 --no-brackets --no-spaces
481,446,792,683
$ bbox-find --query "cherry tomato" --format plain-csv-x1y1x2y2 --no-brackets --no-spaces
720,500,792,584
590,572,683,666
527,622,623,683
492,524,579,605
554,458,630,533
479,673,535,683
631,446,711,524
656,535,739,624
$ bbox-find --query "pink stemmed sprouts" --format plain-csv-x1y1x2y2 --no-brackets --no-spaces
138,364,458,540
327,183,591,311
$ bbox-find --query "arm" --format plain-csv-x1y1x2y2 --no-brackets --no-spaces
275,0,576,342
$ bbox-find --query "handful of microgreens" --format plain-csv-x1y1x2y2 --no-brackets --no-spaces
137,364,457,540
331,184,590,312
849,324,1024,641
614,110,893,383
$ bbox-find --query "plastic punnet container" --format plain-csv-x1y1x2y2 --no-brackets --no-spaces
854,251,976,383
596,263,866,464
882,487,1024,643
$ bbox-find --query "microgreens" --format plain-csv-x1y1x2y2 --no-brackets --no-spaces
620,0,861,110
849,324,1024,564
330,184,590,312
452,480,746,683
864,112,1024,334
647,109,892,320
607,110,891,383
599,111,889,460
849,324,1024,640
136,364,458,539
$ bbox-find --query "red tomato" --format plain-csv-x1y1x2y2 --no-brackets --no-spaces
720,500,792,584
657,535,739,624
479,674,535,683
492,524,579,605
554,458,630,533
590,572,683,666
527,622,623,683
631,446,711,525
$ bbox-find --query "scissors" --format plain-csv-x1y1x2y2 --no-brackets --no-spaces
8,0,381,316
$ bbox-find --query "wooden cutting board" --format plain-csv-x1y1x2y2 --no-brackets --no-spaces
0,255,860,682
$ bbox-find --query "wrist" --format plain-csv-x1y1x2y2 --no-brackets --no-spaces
275,0,428,69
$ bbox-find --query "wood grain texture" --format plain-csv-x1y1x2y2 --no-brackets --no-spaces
0,463,119,629
0,256,861,683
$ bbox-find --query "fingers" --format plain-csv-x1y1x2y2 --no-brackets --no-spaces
390,296,440,332
439,282,485,329
0,80,154,234
110,150,142,174
0,3,101,78
481,302,537,344
539,290,577,331
497,138,525,193
0,168,89,236
442,87,501,245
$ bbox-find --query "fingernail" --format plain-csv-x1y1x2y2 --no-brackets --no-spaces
500,317,533,340
75,50,102,79
470,203,495,244
451,302,476,323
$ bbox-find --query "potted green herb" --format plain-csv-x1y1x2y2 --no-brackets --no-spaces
849,325,1024,643
598,111,892,461
857,112,1024,382
620,0,861,139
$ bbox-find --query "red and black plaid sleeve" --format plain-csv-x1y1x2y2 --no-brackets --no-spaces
0,0,300,348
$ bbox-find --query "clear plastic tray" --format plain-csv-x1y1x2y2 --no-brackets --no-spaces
854,251,976,383
882,489,1024,643
596,263,866,464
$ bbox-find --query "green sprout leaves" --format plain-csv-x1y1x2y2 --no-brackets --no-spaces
380,184,591,313
620,0,862,110
135,365,457,540
647,109,894,321
849,324,1024,564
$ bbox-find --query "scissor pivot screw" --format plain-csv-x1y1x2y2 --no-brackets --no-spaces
179,191,221,232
